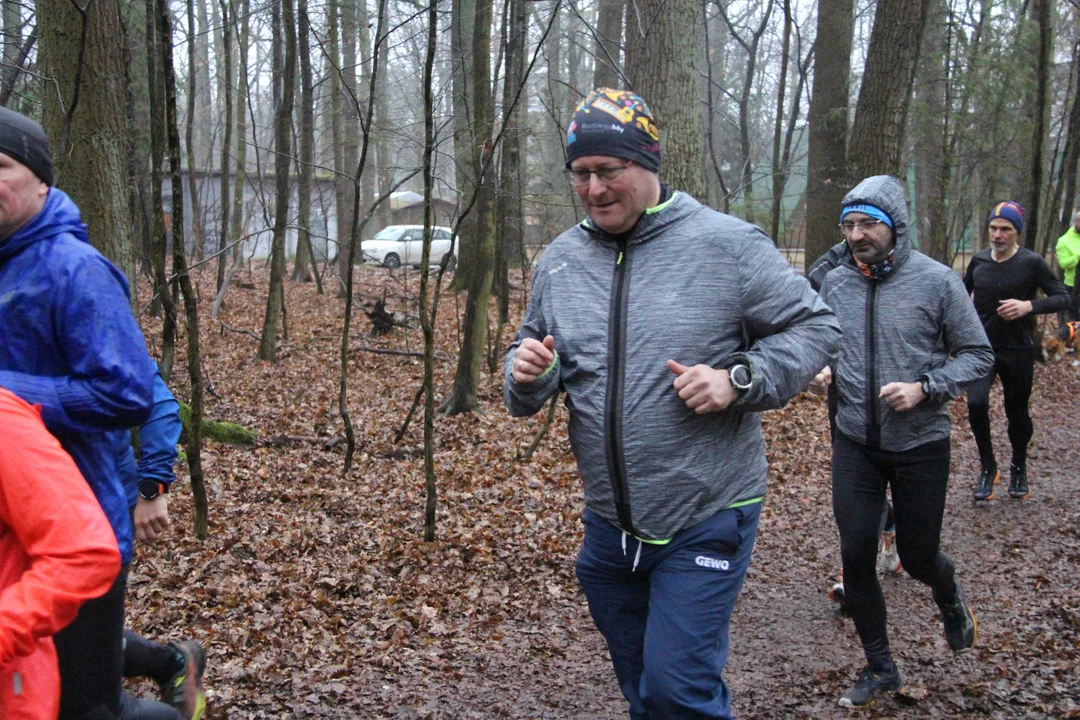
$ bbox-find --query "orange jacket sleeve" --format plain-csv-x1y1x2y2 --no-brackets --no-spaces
0,389,121,666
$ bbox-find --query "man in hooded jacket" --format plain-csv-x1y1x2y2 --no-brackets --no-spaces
0,106,156,719
816,175,994,707
505,88,841,720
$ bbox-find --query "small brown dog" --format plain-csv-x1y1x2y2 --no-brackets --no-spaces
1043,321,1080,361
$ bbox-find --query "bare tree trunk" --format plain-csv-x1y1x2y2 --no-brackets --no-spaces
158,0,208,538
420,0,439,540
702,6,730,211
374,13,391,231
341,0,360,244
441,0,496,416
912,0,949,263
146,0,176,378
357,0,375,222
185,0,207,262
229,0,249,266
329,0,350,295
293,0,317,284
804,0,853,269
495,0,526,326
1026,0,1052,249
258,0,296,362
216,0,233,292
768,0,792,243
38,0,135,280
624,0,705,200
846,0,931,180
448,0,477,291
592,0,623,89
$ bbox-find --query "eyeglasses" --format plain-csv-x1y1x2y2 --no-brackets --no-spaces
839,219,885,235
565,163,631,187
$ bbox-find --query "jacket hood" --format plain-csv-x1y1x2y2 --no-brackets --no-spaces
840,175,911,271
581,190,698,247
0,188,88,264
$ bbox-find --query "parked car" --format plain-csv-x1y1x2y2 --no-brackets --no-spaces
360,225,458,270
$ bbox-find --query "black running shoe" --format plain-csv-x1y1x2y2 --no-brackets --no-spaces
972,466,999,501
159,640,207,720
938,582,978,652
838,662,903,708
1008,464,1029,499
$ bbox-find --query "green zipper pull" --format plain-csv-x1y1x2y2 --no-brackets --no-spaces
617,251,624,266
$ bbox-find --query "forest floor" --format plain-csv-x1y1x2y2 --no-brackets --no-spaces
127,264,1080,719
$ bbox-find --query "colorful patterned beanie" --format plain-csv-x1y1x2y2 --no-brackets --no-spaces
565,88,661,172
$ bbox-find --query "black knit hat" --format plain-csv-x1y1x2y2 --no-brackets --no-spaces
0,107,53,186
565,88,661,173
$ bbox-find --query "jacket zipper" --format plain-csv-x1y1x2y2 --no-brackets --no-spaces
604,241,635,535
865,280,881,448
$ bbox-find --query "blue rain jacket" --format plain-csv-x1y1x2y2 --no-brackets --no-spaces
0,189,155,562
118,370,181,507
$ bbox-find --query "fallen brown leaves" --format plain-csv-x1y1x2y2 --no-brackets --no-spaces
127,267,1080,719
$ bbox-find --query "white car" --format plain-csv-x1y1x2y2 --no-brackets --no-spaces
360,225,458,270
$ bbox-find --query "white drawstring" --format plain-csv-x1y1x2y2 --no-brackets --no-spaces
622,530,643,572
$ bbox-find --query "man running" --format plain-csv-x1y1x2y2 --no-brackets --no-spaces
817,175,993,707
808,243,901,616
506,87,840,719
965,201,1070,500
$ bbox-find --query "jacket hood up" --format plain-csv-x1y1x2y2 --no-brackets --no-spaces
840,175,911,272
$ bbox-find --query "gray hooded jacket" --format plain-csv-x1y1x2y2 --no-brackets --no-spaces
820,176,993,452
505,192,841,540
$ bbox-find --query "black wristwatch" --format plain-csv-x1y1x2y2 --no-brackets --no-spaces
138,480,168,500
728,363,753,393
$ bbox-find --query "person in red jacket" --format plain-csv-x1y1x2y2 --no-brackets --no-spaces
0,388,121,720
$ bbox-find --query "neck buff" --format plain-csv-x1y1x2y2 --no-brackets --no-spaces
854,250,895,280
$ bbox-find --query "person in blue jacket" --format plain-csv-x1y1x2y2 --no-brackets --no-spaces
0,106,155,719
115,371,207,720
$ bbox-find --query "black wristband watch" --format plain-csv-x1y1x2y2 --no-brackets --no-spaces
138,480,168,500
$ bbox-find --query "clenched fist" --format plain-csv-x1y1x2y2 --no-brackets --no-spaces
512,335,556,383
668,360,738,414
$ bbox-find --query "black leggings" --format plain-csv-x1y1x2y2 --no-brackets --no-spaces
55,564,128,719
832,433,958,667
967,348,1035,470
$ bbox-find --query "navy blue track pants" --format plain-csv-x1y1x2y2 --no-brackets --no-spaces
575,503,760,720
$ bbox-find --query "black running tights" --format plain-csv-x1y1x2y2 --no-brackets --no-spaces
832,433,958,667
967,348,1035,470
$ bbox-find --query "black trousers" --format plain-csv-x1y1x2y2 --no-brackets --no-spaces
55,564,128,719
832,433,958,667
1070,282,1080,322
967,348,1036,470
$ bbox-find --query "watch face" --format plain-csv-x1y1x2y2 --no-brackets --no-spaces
138,480,160,499
731,365,752,389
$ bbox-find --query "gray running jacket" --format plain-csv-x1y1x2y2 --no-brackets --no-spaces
819,176,994,452
505,192,841,540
